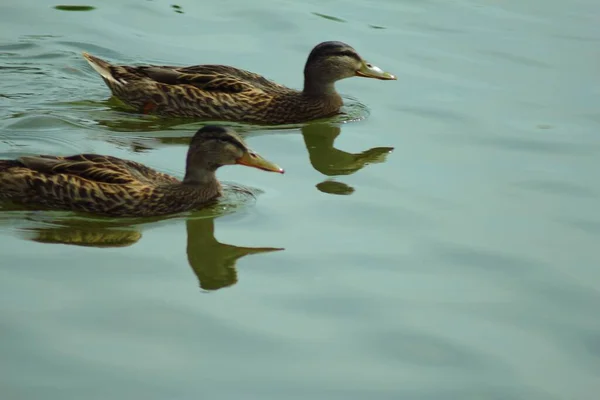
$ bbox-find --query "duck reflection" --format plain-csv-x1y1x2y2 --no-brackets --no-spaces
301,123,393,194
315,180,355,195
302,123,394,176
31,222,141,247
24,215,282,291
185,217,281,290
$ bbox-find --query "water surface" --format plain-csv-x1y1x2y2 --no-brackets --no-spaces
1,1,599,399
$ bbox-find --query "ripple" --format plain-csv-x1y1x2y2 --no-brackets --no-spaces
57,41,125,60
560,218,600,236
2,113,92,131
366,329,496,369
336,97,371,123
395,105,473,125
552,34,600,43
228,9,299,32
0,65,44,74
582,333,600,363
311,12,346,23
54,5,96,12
427,241,544,273
513,180,598,199
0,40,70,61
479,50,552,69
0,42,37,55
407,21,466,35
0,136,87,158
171,5,184,14
0,116,90,155
470,136,596,156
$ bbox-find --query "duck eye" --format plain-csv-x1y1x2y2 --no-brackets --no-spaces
366,63,373,68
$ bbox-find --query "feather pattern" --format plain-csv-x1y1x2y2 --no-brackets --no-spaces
0,156,215,217
0,127,281,217
82,42,396,125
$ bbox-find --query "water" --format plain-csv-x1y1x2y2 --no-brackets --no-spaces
1,0,599,399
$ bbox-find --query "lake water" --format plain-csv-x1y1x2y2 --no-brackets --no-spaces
1,1,599,399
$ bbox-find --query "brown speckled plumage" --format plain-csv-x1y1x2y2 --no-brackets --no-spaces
83,41,396,125
0,126,283,217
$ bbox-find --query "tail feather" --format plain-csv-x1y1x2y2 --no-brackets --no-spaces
82,52,126,85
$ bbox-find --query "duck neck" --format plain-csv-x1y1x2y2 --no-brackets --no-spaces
302,68,339,97
183,167,217,186
303,78,338,97
178,170,222,205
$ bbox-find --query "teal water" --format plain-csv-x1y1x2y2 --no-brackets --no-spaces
1,1,600,399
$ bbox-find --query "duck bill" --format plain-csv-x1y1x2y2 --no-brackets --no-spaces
237,151,284,174
355,60,397,80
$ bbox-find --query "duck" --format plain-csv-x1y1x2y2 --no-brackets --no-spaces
0,126,283,217
82,41,396,125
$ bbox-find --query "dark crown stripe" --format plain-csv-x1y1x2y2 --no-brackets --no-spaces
306,41,360,64
192,126,246,152
332,50,362,61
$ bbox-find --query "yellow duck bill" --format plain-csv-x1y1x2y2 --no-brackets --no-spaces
355,60,397,80
236,151,284,174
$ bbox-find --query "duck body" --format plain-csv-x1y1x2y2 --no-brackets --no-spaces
84,56,343,125
0,127,283,217
83,41,396,125
0,154,219,217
